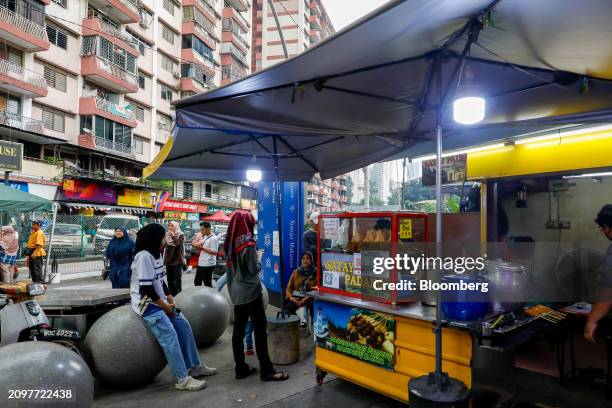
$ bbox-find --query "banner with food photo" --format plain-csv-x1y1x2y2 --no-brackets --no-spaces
314,300,395,370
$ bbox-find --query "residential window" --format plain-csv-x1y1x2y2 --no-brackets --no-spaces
138,72,146,89
153,142,163,156
162,0,175,15
129,32,147,56
43,65,67,92
182,34,213,62
131,104,145,122
133,137,145,154
181,91,195,98
52,0,68,8
158,113,172,130
183,182,193,199
42,107,65,132
139,8,153,26
161,24,175,45
46,24,68,50
160,84,173,102
0,94,21,115
82,115,132,147
160,53,178,73
0,44,22,66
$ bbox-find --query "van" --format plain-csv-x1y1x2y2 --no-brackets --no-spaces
93,214,142,252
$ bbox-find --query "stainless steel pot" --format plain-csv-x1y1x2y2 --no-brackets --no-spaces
482,259,529,312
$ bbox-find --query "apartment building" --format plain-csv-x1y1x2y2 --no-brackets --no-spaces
307,173,347,213
251,0,333,72
0,0,251,212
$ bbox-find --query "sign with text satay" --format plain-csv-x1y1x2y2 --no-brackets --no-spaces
422,153,467,186
0,140,23,172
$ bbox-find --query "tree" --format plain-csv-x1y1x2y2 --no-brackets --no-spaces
345,176,354,204
387,186,401,205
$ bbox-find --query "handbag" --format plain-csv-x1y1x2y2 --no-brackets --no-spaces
23,247,34,257
102,259,110,280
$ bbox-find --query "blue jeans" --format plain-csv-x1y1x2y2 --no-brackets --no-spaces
245,320,254,349
143,309,201,381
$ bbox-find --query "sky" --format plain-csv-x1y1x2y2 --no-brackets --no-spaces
321,0,390,31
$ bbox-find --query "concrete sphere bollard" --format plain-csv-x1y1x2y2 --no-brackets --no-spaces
221,283,269,324
0,341,94,408
84,305,166,387
175,286,230,347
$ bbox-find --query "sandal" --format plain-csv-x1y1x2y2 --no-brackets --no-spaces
235,366,257,380
261,370,289,382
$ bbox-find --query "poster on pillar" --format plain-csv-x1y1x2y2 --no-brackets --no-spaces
257,181,305,293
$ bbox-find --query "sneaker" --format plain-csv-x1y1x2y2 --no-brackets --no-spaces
175,376,207,391
245,348,254,356
190,365,218,378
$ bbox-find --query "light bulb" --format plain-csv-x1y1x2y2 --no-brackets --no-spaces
453,96,485,125
246,169,262,182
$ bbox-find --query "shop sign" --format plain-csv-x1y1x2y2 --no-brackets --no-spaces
314,300,395,369
187,212,200,221
165,211,187,220
0,140,22,171
207,205,233,214
60,179,116,205
7,181,28,192
117,188,154,208
197,204,208,213
399,218,413,239
422,154,467,186
161,199,199,212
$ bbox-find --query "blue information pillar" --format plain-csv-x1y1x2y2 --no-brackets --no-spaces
257,181,305,304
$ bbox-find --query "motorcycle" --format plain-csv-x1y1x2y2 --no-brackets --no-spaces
0,281,82,356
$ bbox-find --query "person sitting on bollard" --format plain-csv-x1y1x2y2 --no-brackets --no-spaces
104,228,135,289
285,251,317,327
225,211,289,381
131,223,217,391
0,225,19,284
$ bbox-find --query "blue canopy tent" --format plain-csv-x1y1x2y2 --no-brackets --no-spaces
144,0,612,401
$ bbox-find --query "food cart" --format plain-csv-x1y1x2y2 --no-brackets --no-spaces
311,210,555,403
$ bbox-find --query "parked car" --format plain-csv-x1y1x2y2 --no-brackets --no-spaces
93,214,141,253
43,223,88,258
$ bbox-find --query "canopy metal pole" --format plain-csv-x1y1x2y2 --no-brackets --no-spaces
44,202,58,283
273,136,285,295
434,121,443,377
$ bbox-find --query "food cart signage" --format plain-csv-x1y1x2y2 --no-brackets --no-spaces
321,217,340,241
399,218,412,239
422,154,467,186
314,300,395,369
0,140,22,171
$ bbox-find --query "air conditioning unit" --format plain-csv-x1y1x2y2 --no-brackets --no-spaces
173,71,181,79
139,19,148,29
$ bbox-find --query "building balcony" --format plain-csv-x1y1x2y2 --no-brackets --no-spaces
309,29,321,43
184,0,218,25
221,64,246,85
0,5,49,52
225,0,249,13
78,133,135,157
81,55,138,94
331,180,339,189
0,59,47,97
221,30,249,54
181,49,218,73
220,42,249,68
340,195,348,203
182,21,217,51
310,1,322,18
309,15,320,31
79,96,137,128
223,6,249,32
88,0,140,24
82,18,139,57
180,63,215,93
0,111,43,134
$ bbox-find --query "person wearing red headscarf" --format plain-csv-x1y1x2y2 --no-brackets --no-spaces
225,211,288,381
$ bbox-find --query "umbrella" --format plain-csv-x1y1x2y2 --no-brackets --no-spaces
201,210,231,223
0,183,52,212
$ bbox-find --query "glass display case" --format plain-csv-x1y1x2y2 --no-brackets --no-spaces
317,212,428,304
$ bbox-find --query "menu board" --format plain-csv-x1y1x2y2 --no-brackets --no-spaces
314,300,395,369
321,252,359,293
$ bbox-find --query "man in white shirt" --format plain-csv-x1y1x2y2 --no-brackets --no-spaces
194,222,218,287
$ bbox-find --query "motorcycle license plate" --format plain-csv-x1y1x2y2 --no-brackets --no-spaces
42,329,80,339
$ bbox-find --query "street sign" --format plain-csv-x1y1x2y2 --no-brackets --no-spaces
0,140,23,171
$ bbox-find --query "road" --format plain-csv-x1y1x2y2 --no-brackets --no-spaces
49,276,611,408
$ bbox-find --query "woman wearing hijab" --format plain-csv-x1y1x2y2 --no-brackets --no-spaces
164,221,185,296
104,228,135,289
285,251,317,323
0,226,19,284
131,223,217,391
225,212,289,381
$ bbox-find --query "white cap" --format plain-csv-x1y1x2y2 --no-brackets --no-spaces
309,212,320,224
